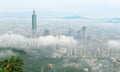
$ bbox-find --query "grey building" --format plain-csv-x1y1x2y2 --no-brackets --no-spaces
44,29,50,36
82,26,87,40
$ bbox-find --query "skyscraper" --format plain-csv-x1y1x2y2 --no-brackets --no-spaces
77,29,81,39
82,26,87,40
44,29,50,36
32,10,37,38
68,27,73,36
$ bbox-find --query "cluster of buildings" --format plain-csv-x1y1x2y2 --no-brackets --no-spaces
32,10,87,39
31,10,119,58
30,10,120,72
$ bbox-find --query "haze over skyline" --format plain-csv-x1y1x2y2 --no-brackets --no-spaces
0,0,120,19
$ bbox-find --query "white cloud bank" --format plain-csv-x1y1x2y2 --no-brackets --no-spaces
0,33,77,49
108,40,120,49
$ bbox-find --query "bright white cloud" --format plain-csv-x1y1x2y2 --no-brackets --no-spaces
108,40,120,49
0,33,77,49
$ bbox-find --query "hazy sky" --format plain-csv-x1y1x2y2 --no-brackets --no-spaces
0,0,120,19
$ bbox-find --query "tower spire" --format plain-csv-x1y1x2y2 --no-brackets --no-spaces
32,10,37,38
33,10,35,14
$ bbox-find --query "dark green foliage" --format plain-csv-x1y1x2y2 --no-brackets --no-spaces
0,48,85,72
0,56,24,72
64,67,83,72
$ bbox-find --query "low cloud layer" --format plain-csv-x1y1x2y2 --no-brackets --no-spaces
0,50,16,58
107,40,120,49
0,33,77,49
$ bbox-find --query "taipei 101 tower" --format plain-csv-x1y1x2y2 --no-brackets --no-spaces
32,10,37,38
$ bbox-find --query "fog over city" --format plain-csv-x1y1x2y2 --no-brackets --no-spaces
0,17,119,72
0,0,120,71
0,18,119,53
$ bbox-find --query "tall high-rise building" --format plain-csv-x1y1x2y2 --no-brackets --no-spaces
44,29,50,36
68,27,73,36
32,10,37,38
82,26,87,40
77,29,81,39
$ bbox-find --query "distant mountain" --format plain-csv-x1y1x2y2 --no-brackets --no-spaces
0,12,88,19
105,18,120,20
110,18,120,20
63,16,86,19
105,18,120,23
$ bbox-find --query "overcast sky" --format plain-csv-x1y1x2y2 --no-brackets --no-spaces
0,0,120,19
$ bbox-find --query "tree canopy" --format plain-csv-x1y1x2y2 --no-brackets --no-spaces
0,56,24,72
